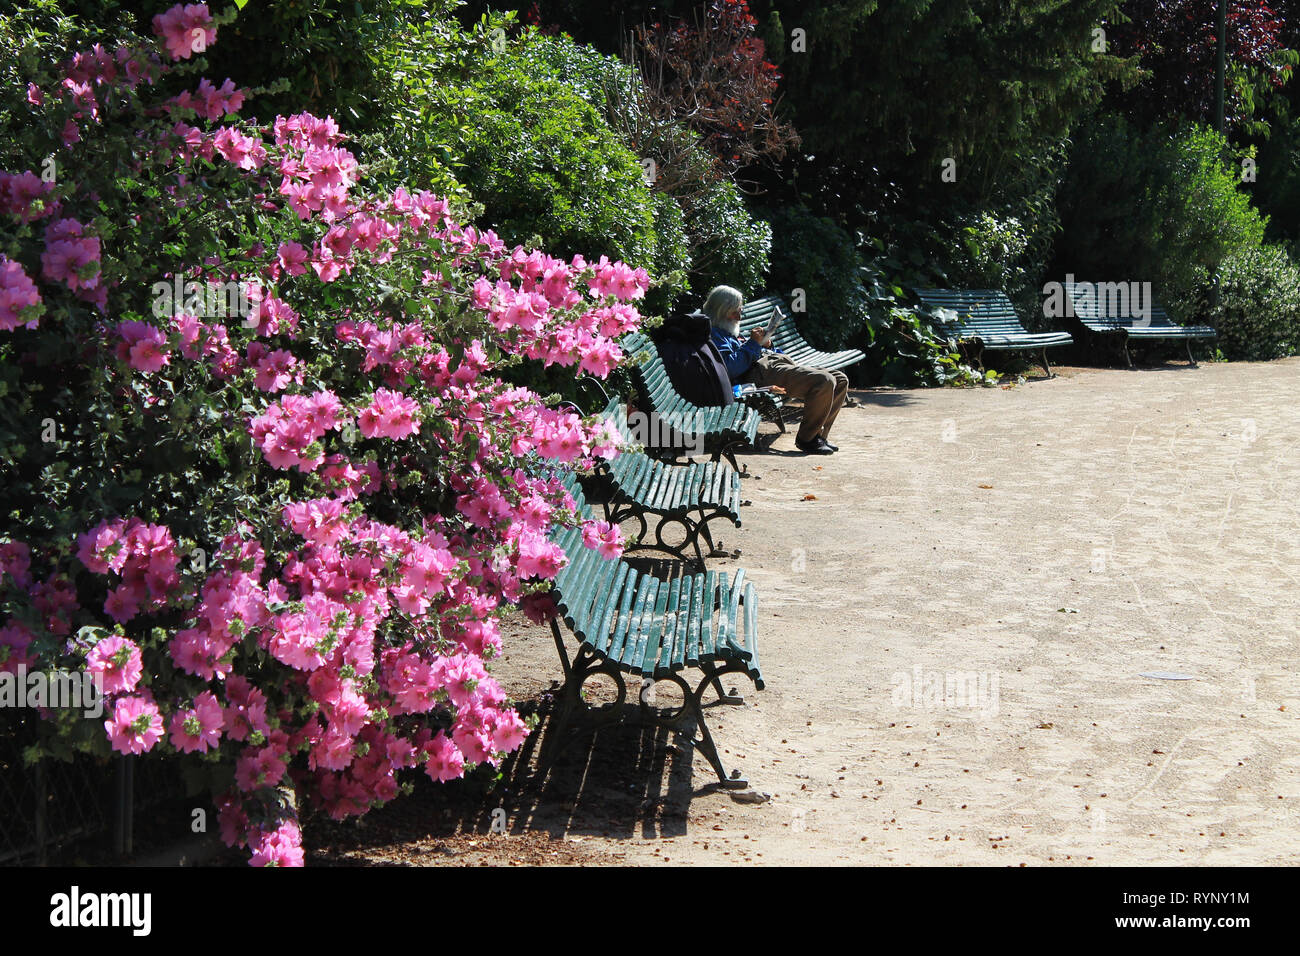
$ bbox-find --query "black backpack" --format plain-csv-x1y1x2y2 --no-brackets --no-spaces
651,310,735,407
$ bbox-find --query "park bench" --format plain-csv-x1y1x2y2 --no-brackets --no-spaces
538,471,764,789
913,288,1073,378
622,330,761,472
1063,280,1216,367
594,398,746,567
739,294,867,372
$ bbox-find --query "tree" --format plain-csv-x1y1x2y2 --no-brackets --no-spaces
1107,0,1295,135
628,0,800,179
752,0,1136,212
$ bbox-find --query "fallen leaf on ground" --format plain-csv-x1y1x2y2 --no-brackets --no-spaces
801,494,817,501
978,484,993,489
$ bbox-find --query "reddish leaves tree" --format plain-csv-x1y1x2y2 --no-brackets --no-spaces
629,0,799,176
1109,1,1293,130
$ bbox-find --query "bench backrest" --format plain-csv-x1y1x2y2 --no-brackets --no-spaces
622,330,688,414
737,294,819,355
621,330,748,440
913,289,1030,337
1063,281,1175,330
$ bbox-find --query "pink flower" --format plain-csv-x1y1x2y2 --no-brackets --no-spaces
248,820,303,867
0,171,55,223
422,731,465,782
172,77,244,122
276,241,309,276
152,3,216,61
0,257,43,332
515,531,565,579
357,387,420,440
169,690,224,753
578,337,622,378
85,635,143,695
114,320,171,373
581,520,624,560
252,348,298,392
490,708,529,753
0,542,31,589
213,126,266,170
0,621,36,673
235,745,287,791
104,695,164,755
40,219,101,293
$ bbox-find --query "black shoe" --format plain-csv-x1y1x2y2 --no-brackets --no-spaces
795,436,834,454
820,438,839,452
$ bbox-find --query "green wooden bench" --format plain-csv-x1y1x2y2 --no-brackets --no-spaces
594,398,746,567
1064,280,1216,367
622,330,761,472
539,471,764,789
739,294,867,372
913,288,1073,378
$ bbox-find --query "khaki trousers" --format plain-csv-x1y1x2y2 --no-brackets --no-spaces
746,353,849,444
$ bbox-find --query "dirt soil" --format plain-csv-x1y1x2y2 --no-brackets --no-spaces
304,358,1300,866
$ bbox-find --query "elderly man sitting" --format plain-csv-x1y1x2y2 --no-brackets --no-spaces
703,285,848,455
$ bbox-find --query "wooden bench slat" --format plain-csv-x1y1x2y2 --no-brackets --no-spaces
638,575,672,675
621,574,662,672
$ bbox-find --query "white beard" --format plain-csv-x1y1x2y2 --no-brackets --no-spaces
715,318,741,338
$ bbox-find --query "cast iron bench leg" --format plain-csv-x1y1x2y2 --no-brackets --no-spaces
699,660,745,705
682,670,750,789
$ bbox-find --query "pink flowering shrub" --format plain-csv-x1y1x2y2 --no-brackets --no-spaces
0,5,642,865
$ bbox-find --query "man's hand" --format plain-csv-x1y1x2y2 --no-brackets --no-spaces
749,328,770,347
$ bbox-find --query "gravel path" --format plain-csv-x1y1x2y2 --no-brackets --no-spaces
320,359,1300,865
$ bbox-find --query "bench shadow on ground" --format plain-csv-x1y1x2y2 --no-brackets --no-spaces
304,556,739,864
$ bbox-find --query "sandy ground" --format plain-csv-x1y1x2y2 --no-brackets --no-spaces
309,358,1300,866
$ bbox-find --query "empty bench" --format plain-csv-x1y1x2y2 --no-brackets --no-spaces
539,472,764,788
914,288,1073,378
1064,280,1216,367
594,399,746,567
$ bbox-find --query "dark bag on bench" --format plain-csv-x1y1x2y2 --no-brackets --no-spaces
652,310,735,408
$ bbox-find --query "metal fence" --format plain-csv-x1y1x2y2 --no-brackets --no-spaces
0,710,185,865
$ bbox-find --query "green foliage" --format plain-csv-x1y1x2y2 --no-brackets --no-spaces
377,21,659,265
1056,114,1267,318
761,0,1138,212
516,32,770,308
686,179,771,299
1204,243,1300,360
1249,111,1300,244
874,307,1005,388
760,205,871,350
947,212,1031,298
54,0,412,130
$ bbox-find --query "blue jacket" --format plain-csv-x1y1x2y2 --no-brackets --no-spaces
710,327,765,381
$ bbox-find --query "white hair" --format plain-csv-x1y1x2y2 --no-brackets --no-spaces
702,286,743,337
